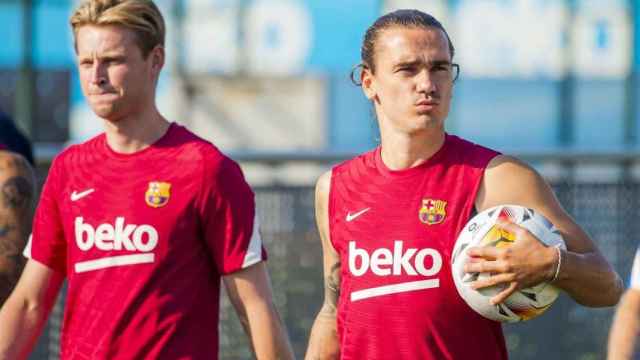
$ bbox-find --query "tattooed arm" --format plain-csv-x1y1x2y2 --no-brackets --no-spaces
0,151,35,306
305,170,341,360
0,153,64,359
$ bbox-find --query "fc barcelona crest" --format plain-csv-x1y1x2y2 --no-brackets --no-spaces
145,182,171,208
419,199,447,225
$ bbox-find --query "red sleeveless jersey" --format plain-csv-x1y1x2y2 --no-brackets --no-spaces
329,134,507,360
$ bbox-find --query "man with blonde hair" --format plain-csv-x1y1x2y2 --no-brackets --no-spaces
0,1,293,359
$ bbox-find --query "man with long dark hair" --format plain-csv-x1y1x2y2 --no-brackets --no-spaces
306,9,622,359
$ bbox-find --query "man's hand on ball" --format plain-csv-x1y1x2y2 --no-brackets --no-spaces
463,220,559,305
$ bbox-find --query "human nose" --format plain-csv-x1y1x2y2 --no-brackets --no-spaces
416,69,437,94
90,62,108,86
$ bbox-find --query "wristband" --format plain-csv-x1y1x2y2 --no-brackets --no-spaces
551,245,562,283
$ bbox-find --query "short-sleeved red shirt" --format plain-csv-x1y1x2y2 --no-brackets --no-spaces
29,123,266,359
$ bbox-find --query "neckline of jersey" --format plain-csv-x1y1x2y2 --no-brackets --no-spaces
374,133,450,178
101,122,176,160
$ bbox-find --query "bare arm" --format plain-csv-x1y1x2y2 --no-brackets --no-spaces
223,261,294,360
0,260,64,360
608,288,640,359
469,155,622,306
305,170,341,360
0,151,35,306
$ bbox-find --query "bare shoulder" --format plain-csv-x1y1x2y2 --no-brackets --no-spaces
315,170,332,228
476,154,550,211
485,154,540,184
0,149,35,228
0,151,35,208
478,154,598,253
0,151,36,304
314,169,334,249
0,151,33,176
315,169,332,204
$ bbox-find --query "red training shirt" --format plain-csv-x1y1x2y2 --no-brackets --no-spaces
29,123,266,359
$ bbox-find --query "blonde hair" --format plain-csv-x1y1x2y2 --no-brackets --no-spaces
70,0,165,58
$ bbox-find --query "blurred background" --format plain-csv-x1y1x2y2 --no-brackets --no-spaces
2,0,639,358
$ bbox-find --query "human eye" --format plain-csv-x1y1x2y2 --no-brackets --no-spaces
104,56,125,65
432,64,451,73
79,58,93,67
396,65,417,75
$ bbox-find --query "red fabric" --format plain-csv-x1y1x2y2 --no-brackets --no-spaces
329,134,507,360
31,123,265,359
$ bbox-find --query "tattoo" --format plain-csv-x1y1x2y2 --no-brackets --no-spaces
0,222,20,253
0,152,35,305
0,248,25,307
1,176,32,209
0,222,15,237
0,272,14,307
325,261,341,311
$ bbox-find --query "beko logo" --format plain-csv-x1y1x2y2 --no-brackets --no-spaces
73,217,158,273
75,217,158,251
348,241,442,301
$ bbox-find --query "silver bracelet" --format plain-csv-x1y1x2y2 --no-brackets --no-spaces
551,245,562,283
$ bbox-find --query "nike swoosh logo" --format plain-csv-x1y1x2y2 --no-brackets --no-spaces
71,188,95,202
346,208,370,222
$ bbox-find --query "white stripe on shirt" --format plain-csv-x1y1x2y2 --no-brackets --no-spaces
242,216,263,268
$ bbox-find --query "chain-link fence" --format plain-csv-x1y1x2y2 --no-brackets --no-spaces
29,163,639,359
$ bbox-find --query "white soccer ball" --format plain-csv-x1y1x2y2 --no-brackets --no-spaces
451,204,566,323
